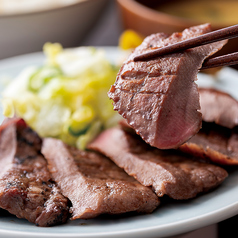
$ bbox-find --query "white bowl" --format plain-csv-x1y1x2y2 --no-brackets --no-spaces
0,0,107,59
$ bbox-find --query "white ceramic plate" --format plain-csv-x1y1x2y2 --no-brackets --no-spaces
0,47,238,238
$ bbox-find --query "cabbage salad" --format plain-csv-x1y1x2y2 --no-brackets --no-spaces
2,43,121,149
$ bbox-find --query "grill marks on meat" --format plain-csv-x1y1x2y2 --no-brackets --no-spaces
108,24,227,149
180,122,238,165
199,88,238,129
0,119,69,226
179,88,238,165
42,138,159,220
88,127,228,200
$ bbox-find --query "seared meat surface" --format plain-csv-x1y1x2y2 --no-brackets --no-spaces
180,122,238,165
0,119,69,226
199,88,238,129
88,127,228,200
42,138,159,220
179,88,238,165
109,24,227,149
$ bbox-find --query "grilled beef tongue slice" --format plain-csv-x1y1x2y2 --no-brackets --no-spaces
199,88,238,129
42,138,159,220
180,122,238,166
108,24,227,149
88,127,228,200
0,119,69,227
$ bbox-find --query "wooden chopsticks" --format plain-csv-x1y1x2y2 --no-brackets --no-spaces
201,52,238,70
133,24,238,69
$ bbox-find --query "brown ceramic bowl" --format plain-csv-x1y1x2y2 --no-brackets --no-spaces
117,0,238,57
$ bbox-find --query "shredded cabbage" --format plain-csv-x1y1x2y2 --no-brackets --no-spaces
2,43,121,149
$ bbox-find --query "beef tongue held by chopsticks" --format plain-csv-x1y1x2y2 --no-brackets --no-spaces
0,119,69,226
42,138,159,220
119,88,238,166
88,127,228,200
108,23,227,149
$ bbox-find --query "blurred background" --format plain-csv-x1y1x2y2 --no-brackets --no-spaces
0,0,237,237
1,0,238,59
0,0,122,59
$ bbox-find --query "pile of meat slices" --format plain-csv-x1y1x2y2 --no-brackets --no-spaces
0,24,238,227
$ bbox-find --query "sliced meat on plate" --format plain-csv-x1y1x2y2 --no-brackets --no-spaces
108,23,227,149
0,119,69,226
42,138,159,220
199,88,238,129
180,122,238,166
88,127,228,200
